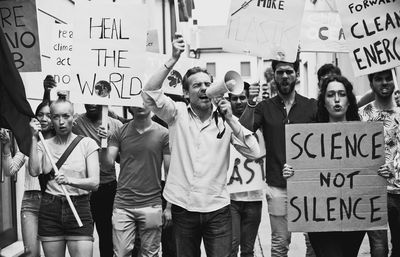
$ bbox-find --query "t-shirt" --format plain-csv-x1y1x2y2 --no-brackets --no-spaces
109,121,170,209
38,136,99,196
72,114,122,184
359,103,400,194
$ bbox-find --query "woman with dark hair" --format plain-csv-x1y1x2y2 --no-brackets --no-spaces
0,100,55,257
316,75,360,122
283,75,391,257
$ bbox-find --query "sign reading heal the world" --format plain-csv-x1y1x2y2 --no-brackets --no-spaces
336,0,400,76
223,0,306,62
286,122,387,232
71,1,147,106
0,0,41,72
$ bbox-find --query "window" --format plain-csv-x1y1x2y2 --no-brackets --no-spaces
240,62,251,77
206,62,216,78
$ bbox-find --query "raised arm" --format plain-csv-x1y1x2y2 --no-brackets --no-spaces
143,34,185,92
28,119,43,177
1,129,26,176
239,83,260,132
42,75,57,102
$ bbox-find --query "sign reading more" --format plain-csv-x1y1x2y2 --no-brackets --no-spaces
71,1,148,106
286,122,387,232
223,0,306,62
336,0,400,76
0,0,41,72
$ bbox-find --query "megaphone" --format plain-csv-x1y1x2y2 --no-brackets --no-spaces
206,71,244,98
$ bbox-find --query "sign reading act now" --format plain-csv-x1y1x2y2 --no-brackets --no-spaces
285,122,387,232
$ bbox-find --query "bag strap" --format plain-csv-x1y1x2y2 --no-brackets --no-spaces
49,135,84,176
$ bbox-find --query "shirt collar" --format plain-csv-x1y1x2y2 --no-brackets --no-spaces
187,103,217,121
273,91,298,106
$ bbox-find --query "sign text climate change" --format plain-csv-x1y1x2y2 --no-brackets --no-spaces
285,122,387,232
72,2,147,107
337,0,400,76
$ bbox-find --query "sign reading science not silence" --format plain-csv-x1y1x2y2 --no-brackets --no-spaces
71,1,147,107
285,122,387,232
336,0,400,76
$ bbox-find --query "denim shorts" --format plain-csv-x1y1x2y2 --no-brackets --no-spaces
38,192,94,242
21,191,41,214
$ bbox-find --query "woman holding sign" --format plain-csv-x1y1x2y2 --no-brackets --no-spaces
29,98,100,257
283,75,391,257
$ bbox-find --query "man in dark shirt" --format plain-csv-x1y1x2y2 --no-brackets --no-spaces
240,59,317,257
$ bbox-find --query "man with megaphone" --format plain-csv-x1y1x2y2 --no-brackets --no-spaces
141,34,260,257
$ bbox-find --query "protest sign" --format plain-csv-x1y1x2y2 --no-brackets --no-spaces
336,0,400,76
286,122,387,232
71,1,147,107
144,52,203,96
300,11,348,53
223,0,306,62
146,29,160,53
48,24,73,98
227,130,266,193
0,0,41,72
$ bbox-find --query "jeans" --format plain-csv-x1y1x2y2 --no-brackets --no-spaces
172,204,232,257
266,186,291,257
90,180,116,257
230,200,262,257
112,206,162,257
308,231,365,257
388,194,400,257
21,191,41,257
367,230,388,257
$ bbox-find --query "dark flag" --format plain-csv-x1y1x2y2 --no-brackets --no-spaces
0,26,34,156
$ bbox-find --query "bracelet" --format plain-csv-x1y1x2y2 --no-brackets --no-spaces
247,102,257,108
164,63,172,70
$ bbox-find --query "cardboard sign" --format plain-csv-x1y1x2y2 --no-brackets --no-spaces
0,0,41,72
286,122,387,232
47,24,73,99
223,0,306,62
336,0,400,76
143,53,203,96
227,130,267,193
71,1,148,106
300,11,348,53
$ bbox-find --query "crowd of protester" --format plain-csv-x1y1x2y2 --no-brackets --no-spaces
1,34,400,257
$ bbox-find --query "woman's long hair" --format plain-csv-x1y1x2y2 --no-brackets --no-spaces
317,75,360,122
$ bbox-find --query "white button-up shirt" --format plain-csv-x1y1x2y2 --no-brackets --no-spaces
142,90,260,212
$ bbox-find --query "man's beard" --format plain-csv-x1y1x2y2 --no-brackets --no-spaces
277,81,296,96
